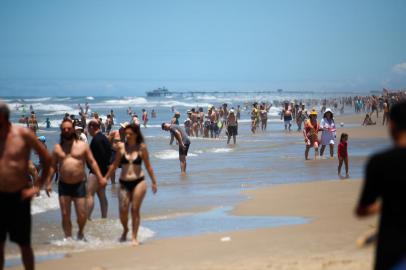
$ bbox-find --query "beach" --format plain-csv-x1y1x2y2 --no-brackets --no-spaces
2,0,405,268
5,109,389,269
9,180,377,270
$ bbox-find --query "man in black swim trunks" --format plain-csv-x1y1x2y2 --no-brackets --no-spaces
161,122,191,174
0,102,52,270
46,119,106,240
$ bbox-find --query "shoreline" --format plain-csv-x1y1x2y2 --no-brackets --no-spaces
9,179,377,270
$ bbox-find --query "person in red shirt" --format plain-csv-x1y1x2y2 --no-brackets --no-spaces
337,132,349,178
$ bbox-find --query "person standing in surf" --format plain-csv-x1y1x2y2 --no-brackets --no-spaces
161,122,191,174
303,109,320,160
46,118,107,240
319,108,336,158
105,123,157,246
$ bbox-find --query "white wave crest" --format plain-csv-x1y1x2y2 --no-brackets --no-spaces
268,106,282,117
23,97,52,102
32,103,75,112
86,96,95,100
153,150,181,160
54,97,72,101
31,190,60,215
153,149,197,160
207,148,233,153
37,119,63,128
95,98,212,109
104,97,148,105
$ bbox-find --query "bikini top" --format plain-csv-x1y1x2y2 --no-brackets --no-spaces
120,150,142,165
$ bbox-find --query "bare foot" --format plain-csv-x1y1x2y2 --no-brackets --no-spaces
119,228,128,242
131,236,140,246
77,232,86,241
356,228,377,248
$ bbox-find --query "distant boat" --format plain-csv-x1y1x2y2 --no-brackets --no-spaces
146,87,172,97
277,89,283,93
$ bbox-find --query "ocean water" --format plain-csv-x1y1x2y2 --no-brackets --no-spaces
0,91,389,264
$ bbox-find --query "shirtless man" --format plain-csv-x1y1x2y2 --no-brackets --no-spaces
0,102,51,270
161,123,191,174
208,106,218,138
281,102,293,132
226,109,238,144
46,119,106,240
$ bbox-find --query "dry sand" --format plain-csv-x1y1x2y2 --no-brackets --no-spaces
9,112,388,270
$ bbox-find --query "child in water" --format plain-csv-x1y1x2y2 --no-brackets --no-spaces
337,133,349,179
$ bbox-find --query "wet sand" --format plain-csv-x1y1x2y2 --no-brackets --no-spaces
335,113,390,139
8,180,376,270
8,113,388,270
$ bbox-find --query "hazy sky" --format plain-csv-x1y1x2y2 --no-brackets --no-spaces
1,0,406,96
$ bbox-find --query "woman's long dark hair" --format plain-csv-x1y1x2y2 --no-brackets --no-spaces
125,123,144,145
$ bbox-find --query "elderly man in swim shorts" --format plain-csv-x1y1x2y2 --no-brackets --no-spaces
0,102,51,270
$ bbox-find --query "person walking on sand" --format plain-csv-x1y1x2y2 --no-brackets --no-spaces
303,109,320,160
320,108,336,158
46,119,107,240
356,101,406,270
87,119,111,219
161,122,191,174
105,123,157,246
337,133,349,178
0,102,51,270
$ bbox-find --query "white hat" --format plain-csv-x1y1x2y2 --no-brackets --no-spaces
120,122,130,128
229,109,235,114
324,108,333,117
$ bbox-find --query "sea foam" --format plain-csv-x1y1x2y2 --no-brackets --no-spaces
31,191,60,215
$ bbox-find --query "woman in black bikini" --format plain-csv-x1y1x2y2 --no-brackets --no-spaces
105,123,157,245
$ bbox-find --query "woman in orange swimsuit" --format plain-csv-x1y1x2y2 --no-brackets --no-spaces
303,109,320,160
